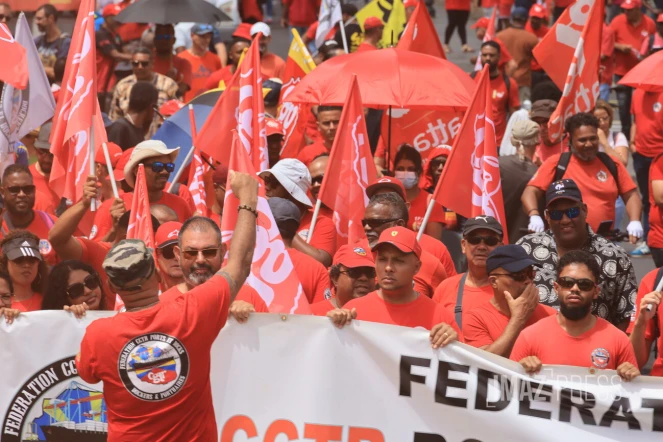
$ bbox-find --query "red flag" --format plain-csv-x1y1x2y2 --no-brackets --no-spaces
188,151,208,216
49,0,99,202
380,109,463,157
126,164,155,249
473,8,498,71
318,76,377,246
432,65,508,242
0,23,28,90
221,131,311,314
397,1,446,59
534,0,603,141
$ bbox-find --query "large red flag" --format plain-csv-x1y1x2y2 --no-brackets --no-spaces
49,0,99,203
432,65,508,241
318,76,377,246
221,132,311,314
533,0,603,141
0,23,28,90
397,1,446,59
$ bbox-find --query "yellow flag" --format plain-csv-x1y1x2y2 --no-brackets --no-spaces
356,0,407,48
288,29,316,74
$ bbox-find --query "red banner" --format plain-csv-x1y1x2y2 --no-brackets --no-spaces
0,23,27,90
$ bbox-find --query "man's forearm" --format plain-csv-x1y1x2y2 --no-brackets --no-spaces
291,235,332,267
521,186,542,215
622,189,642,222
629,318,651,368
483,318,526,358
220,197,258,301
49,200,87,246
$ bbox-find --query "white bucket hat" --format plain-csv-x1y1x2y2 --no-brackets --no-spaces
124,140,180,188
259,158,312,207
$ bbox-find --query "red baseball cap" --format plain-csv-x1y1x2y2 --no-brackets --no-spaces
155,221,182,248
95,142,122,167
529,4,547,18
372,226,422,258
471,17,490,29
102,3,121,17
364,16,384,30
365,176,406,200
404,0,418,8
159,100,184,117
333,244,376,268
621,0,642,9
233,23,253,41
114,148,134,182
266,118,284,137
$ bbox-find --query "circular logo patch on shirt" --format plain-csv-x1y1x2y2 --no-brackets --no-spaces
118,333,189,402
39,239,52,256
596,170,608,182
654,102,662,113
590,347,610,368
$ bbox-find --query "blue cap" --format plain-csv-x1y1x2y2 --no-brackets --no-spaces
486,245,538,274
191,23,214,35
512,6,529,20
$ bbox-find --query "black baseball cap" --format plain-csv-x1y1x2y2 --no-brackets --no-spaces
546,179,583,206
486,245,538,274
462,216,503,237
1,237,42,261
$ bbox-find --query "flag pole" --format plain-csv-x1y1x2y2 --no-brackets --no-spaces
417,199,436,241
306,199,322,244
339,8,349,53
102,142,120,199
89,116,96,212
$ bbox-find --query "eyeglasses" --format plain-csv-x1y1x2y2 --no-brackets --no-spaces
154,34,173,40
465,235,500,246
158,244,176,260
182,247,219,260
361,218,400,229
0,293,13,304
490,268,534,282
557,276,596,291
340,267,376,279
5,185,36,195
66,274,100,299
0,14,11,22
311,175,324,185
132,60,150,67
145,162,175,174
547,206,581,221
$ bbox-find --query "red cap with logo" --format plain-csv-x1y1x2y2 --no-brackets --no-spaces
364,16,384,30
266,118,284,136
365,176,406,200
113,148,134,182
373,226,422,258
95,142,122,167
155,221,182,248
333,244,376,268
621,0,642,9
529,4,547,18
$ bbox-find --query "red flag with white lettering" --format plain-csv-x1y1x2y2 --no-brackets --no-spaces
127,164,155,249
0,23,28,90
432,65,508,241
397,1,446,59
318,76,377,246
49,0,99,202
534,0,603,141
188,151,208,216
221,131,311,314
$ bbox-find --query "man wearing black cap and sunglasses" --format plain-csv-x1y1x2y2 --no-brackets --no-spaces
464,245,556,357
517,178,637,330
433,216,504,330
511,250,640,381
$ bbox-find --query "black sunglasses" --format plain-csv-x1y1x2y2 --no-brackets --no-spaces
6,185,36,196
548,206,581,221
466,235,500,246
340,267,376,279
311,175,324,185
158,244,176,260
361,218,400,229
182,247,219,260
132,60,150,67
145,162,175,174
67,274,100,299
557,276,596,291
491,268,534,282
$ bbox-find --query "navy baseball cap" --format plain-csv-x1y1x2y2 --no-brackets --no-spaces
486,245,538,274
512,6,529,20
546,179,583,206
191,23,214,35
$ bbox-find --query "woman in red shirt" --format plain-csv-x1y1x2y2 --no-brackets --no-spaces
0,232,48,312
444,0,472,53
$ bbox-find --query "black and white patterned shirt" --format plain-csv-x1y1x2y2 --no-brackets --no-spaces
516,229,636,326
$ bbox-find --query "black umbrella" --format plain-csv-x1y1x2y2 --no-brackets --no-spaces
115,0,231,24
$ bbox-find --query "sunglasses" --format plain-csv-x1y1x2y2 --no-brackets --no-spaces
132,60,150,67
340,267,376,279
491,268,534,282
6,185,36,196
66,274,100,299
182,247,219,260
557,276,596,291
154,34,173,40
465,235,500,246
547,206,581,221
145,162,175,174
361,218,400,229
158,244,176,260
311,175,324,185
0,14,10,22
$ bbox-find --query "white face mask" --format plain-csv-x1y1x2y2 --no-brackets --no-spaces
395,171,419,189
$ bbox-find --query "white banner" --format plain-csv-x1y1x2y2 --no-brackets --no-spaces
3,312,663,441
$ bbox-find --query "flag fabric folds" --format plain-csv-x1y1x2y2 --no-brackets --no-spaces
0,22,28,90
474,7,497,71
188,152,208,216
316,0,343,49
397,1,446,59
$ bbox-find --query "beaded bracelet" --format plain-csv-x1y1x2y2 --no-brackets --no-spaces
237,205,258,217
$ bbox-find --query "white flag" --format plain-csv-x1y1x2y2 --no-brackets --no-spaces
315,0,343,48
0,12,56,170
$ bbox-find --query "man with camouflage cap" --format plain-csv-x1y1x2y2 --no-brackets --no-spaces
76,171,258,440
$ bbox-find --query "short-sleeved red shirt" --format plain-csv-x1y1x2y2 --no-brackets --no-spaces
631,89,663,159
510,315,638,369
408,191,446,231
310,298,335,316
648,154,663,248
432,273,494,327
355,42,378,53
414,250,448,298
600,24,616,85
204,65,234,91
419,234,457,279
298,209,337,258
527,152,637,231
284,0,320,27
29,164,60,212
481,73,520,146
626,268,663,376
12,293,43,312
160,282,268,312
77,275,230,441
289,248,331,304
177,50,222,102
609,14,655,76
296,140,328,166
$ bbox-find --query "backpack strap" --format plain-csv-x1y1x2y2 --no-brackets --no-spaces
554,152,572,182
454,273,468,330
35,211,56,230
503,72,511,113
595,152,620,191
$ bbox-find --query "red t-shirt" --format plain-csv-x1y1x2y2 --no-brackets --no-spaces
12,293,43,312
600,24,616,85
310,298,335,316
284,0,320,27
177,50,222,102
204,65,234,91
0,211,58,265
484,73,520,146
96,27,122,94
535,140,567,164
648,154,663,248
609,14,655,76
29,164,60,212
296,140,329,166
510,315,638,369
289,248,331,304
464,301,557,349
298,209,337,258
77,275,230,441
344,290,461,333
34,190,56,216
419,234,457,279
153,54,192,91
626,268,663,376
632,88,663,159
432,273,494,327
414,250,448,298
445,0,471,10
355,42,377,53
78,238,114,309
90,192,193,242
261,53,286,80
528,152,637,231
160,282,268,312
408,191,445,231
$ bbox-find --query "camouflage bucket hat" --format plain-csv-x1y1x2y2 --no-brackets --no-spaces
103,239,155,288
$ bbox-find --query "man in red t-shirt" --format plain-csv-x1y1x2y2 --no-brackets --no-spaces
177,23,222,102
478,41,519,145
154,221,183,292
464,245,556,357
628,267,663,376
327,227,460,349
511,250,640,381
152,24,192,98
204,38,250,92
76,172,257,440
528,99,566,164
95,4,132,108
250,22,286,79
282,0,320,37
432,216,503,329
356,17,383,52
297,105,342,166
648,153,663,265
29,121,60,214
